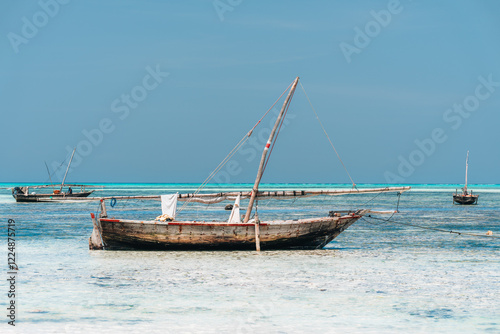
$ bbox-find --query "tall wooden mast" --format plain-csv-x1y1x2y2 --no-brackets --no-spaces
243,77,299,250
60,148,76,192
464,150,469,193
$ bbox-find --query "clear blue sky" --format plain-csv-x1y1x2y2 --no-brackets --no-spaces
1,0,499,184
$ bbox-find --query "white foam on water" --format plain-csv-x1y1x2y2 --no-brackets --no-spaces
0,194,14,204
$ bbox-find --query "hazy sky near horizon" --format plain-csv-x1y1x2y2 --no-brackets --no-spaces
1,0,499,184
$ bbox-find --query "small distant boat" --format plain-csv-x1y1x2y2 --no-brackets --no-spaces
453,151,478,205
12,184,95,202
11,148,97,203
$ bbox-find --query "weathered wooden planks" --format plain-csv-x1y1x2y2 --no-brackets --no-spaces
93,214,361,251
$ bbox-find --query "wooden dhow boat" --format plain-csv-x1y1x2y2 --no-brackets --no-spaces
12,184,95,203
11,149,98,202
89,188,410,251
453,151,479,205
88,77,411,251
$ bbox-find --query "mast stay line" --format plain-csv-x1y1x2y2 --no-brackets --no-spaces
176,81,294,215
300,81,357,189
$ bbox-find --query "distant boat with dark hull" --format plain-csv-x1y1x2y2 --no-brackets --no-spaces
453,151,478,205
12,185,94,203
11,148,98,203
452,193,478,205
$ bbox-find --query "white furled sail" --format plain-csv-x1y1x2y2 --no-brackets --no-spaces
228,194,241,224
161,194,178,219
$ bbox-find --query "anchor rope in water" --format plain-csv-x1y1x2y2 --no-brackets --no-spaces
359,192,497,239
354,191,401,223
300,81,357,189
361,215,499,239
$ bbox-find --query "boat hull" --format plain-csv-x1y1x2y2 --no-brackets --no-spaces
13,191,94,203
453,194,479,205
95,215,362,251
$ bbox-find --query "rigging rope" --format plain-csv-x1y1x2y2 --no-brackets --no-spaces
176,135,248,213
262,86,296,175
361,216,499,239
357,189,401,209
352,191,401,223
249,81,293,135
45,152,72,183
176,82,294,214
299,81,357,189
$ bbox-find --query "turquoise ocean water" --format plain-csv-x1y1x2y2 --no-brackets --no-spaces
0,183,499,333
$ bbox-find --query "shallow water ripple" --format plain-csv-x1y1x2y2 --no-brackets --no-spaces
0,184,498,333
